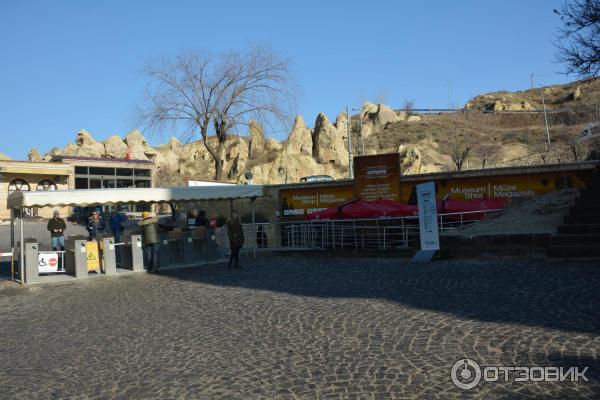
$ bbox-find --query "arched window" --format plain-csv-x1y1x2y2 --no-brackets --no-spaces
36,179,57,191
8,179,30,193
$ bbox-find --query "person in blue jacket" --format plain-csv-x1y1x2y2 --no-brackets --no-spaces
86,209,105,241
109,210,128,244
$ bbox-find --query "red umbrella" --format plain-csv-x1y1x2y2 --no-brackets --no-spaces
370,199,418,217
438,197,506,220
307,199,419,220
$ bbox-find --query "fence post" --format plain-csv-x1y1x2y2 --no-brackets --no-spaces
73,240,89,278
102,237,117,275
376,219,381,249
24,241,40,284
130,235,144,272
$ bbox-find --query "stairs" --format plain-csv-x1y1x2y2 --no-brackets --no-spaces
547,168,600,258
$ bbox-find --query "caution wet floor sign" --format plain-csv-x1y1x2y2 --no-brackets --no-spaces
86,241,100,272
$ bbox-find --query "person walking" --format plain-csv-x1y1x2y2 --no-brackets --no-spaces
47,210,66,251
86,210,105,241
139,211,160,273
226,210,244,269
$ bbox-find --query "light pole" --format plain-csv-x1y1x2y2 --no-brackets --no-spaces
346,106,353,178
539,84,551,150
530,73,534,89
351,107,364,155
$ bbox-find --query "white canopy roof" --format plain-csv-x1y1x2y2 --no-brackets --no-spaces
7,185,263,208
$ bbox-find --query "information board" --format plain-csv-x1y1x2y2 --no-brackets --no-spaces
353,153,401,201
38,252,59,273
416,181,440,251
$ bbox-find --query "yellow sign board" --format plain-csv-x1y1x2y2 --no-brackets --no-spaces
279,185,354,218
398,171,589,203
86,241,100,272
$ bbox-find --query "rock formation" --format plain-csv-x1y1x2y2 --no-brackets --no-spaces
571,86,581,101
31,77,597,185
484,100,533,111
359,102,403,138
248,121,265,159
124,129,155,160
283,115,313,156
398,144,423,174
168,136,183,152
265,138,282,152
244,154,341,185
225,138,249,180
312,113,348,166
27,148,43,162
0,152,11,161
104,135,128,159
75,129,105,157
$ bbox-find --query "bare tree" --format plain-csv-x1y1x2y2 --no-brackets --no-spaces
138,46,295,181
403,99,415,117
554,0,600,77
474,143,501,168
450,137,474,171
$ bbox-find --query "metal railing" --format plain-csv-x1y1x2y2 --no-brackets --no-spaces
491,143,594,169
214,209,502,253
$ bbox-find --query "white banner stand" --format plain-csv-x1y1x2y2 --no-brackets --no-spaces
412,181,440,262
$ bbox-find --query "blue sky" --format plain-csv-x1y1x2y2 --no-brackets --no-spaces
0,0,570,159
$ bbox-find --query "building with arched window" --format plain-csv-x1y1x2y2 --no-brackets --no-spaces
0,161,71,219
0,157,155,220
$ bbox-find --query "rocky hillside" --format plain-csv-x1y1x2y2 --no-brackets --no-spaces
20,77,600,185
465,77,600,111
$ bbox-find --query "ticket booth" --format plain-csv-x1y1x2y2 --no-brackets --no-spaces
7,184,264,284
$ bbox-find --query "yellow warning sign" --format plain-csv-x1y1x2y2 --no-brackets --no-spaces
86,241,100,272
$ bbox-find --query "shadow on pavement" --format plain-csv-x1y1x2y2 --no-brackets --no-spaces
157,255,600,336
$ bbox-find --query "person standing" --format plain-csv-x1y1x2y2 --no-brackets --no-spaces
86,210,105,241
139,211,160,273
226,210,244,269
109,209,128,264
47,210,66,251
109,210,128,244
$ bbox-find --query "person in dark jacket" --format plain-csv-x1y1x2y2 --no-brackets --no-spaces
139,211,160,273
196,209,207,228
86,210,105,241
226,210,244,269
109,210,128,244
47,210,67,251
109,210,128,264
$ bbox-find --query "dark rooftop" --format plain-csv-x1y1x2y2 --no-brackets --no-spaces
50,156,153,164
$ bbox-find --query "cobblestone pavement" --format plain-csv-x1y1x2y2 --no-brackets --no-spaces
0,256,599,399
